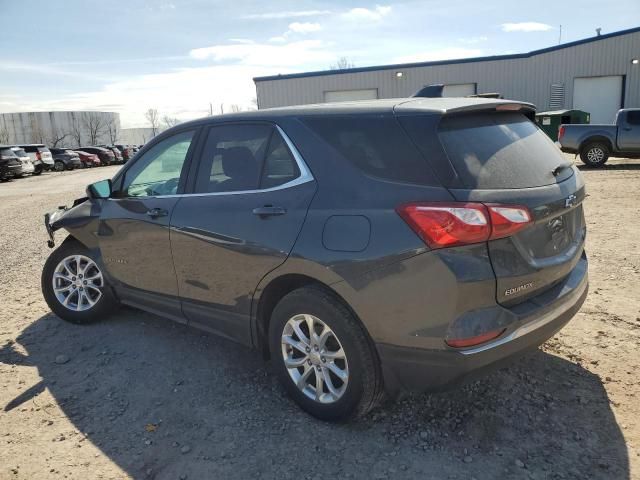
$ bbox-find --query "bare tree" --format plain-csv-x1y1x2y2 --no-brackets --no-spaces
145,108,160,136
47,128,70,148
162,115,180,129
106,116,120,144
81,112,107,145
30,117,46,144
229,104,241,113
0,121,10,144
329,57,355,70
70,114,83,147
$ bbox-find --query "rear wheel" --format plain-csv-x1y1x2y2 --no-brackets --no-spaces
42,239,118,324
269,286,383,421
53,161,65,172
580,142,609,167
32,167,42,176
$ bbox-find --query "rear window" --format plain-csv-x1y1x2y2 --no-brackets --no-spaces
435,112,572,189
12,148,27,156
37,147,50,153
0,148,17,157
303,115,436,185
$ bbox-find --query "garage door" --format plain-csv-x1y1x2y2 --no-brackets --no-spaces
573,76,623,124
324,89,378,103
442,83,476,97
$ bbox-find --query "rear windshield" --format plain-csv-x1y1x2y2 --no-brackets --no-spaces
435,112,572,189
303,115,436,185
38,147,51,153
0,148,17,157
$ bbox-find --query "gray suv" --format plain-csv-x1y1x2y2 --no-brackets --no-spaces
41,98,588,420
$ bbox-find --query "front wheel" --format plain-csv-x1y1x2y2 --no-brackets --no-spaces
580,142,610,167
42,239,118,324
53,161,65,172
269,286,383,421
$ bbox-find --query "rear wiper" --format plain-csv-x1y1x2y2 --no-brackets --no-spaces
551,163,573,176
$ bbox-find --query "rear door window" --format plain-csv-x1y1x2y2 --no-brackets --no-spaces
433,112,573,189
194,124,272,193
303,115,436,185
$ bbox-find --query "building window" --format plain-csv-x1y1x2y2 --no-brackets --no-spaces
549,83,565,109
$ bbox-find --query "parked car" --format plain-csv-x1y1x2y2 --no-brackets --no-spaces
74,150,101,168
50,148,83,171
10,146,35,176
114,144,134,160
558,108,640,166
78,146,114,166
42,98,588,421
0,145,23,180
19,144,54,174
100,145,124,164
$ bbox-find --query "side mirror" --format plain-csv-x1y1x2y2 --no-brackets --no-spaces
87,179,112,199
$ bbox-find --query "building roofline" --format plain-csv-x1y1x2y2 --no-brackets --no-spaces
254,25,640,82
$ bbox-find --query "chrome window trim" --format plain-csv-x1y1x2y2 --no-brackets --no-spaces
114,125,314,200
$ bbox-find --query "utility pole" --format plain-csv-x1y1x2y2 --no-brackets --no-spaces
209,102,213,116
220,104,224,115
558,25,562,44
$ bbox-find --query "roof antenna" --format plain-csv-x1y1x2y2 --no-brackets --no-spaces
596,27,601,36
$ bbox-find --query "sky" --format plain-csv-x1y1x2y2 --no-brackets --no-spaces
0,0,638,128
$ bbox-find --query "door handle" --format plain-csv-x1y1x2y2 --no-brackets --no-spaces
146,208,168,218
252,206,287,217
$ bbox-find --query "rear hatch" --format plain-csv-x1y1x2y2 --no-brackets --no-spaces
401,109,586,306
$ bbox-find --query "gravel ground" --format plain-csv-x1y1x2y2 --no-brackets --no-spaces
0,159,639,480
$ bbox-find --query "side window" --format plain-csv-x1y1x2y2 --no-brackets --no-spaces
195,124,272,193
303,115,435,185
122,130,194,197
626,111,640,126
260,132,300,188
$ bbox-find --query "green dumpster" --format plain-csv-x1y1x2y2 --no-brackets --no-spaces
535,109,590,141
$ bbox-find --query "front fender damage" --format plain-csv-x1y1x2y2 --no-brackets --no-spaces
44,197,101,249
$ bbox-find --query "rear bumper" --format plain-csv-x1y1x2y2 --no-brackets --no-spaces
1,164,22,178
376,255,588,393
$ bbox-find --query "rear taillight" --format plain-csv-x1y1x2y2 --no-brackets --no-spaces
36,151,42,161
485,205,531,239
558,125,565,140
397,202,532,249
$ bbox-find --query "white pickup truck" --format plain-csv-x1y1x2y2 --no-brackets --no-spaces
558,108,640,167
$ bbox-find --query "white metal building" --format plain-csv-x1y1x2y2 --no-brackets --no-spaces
254,26,640,124
0,111,120,147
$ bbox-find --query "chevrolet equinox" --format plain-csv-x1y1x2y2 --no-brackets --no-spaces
41,98,588,420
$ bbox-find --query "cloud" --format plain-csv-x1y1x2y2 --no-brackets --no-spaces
189,40,333,67
287,22,322,34
342,5,391,22
392,47,483,64
9,65,269,127
241,10,331,20
501,22,553,32
268,36,287,43
228,38,254,44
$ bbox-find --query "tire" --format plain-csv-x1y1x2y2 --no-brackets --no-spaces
32,167,42,176
53,161,65,172
269,286,383,421
579,142,610,167
41,238,119,324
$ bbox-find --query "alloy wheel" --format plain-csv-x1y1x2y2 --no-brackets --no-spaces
52,255,104,312
281,314,349,403
587,147,604,163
